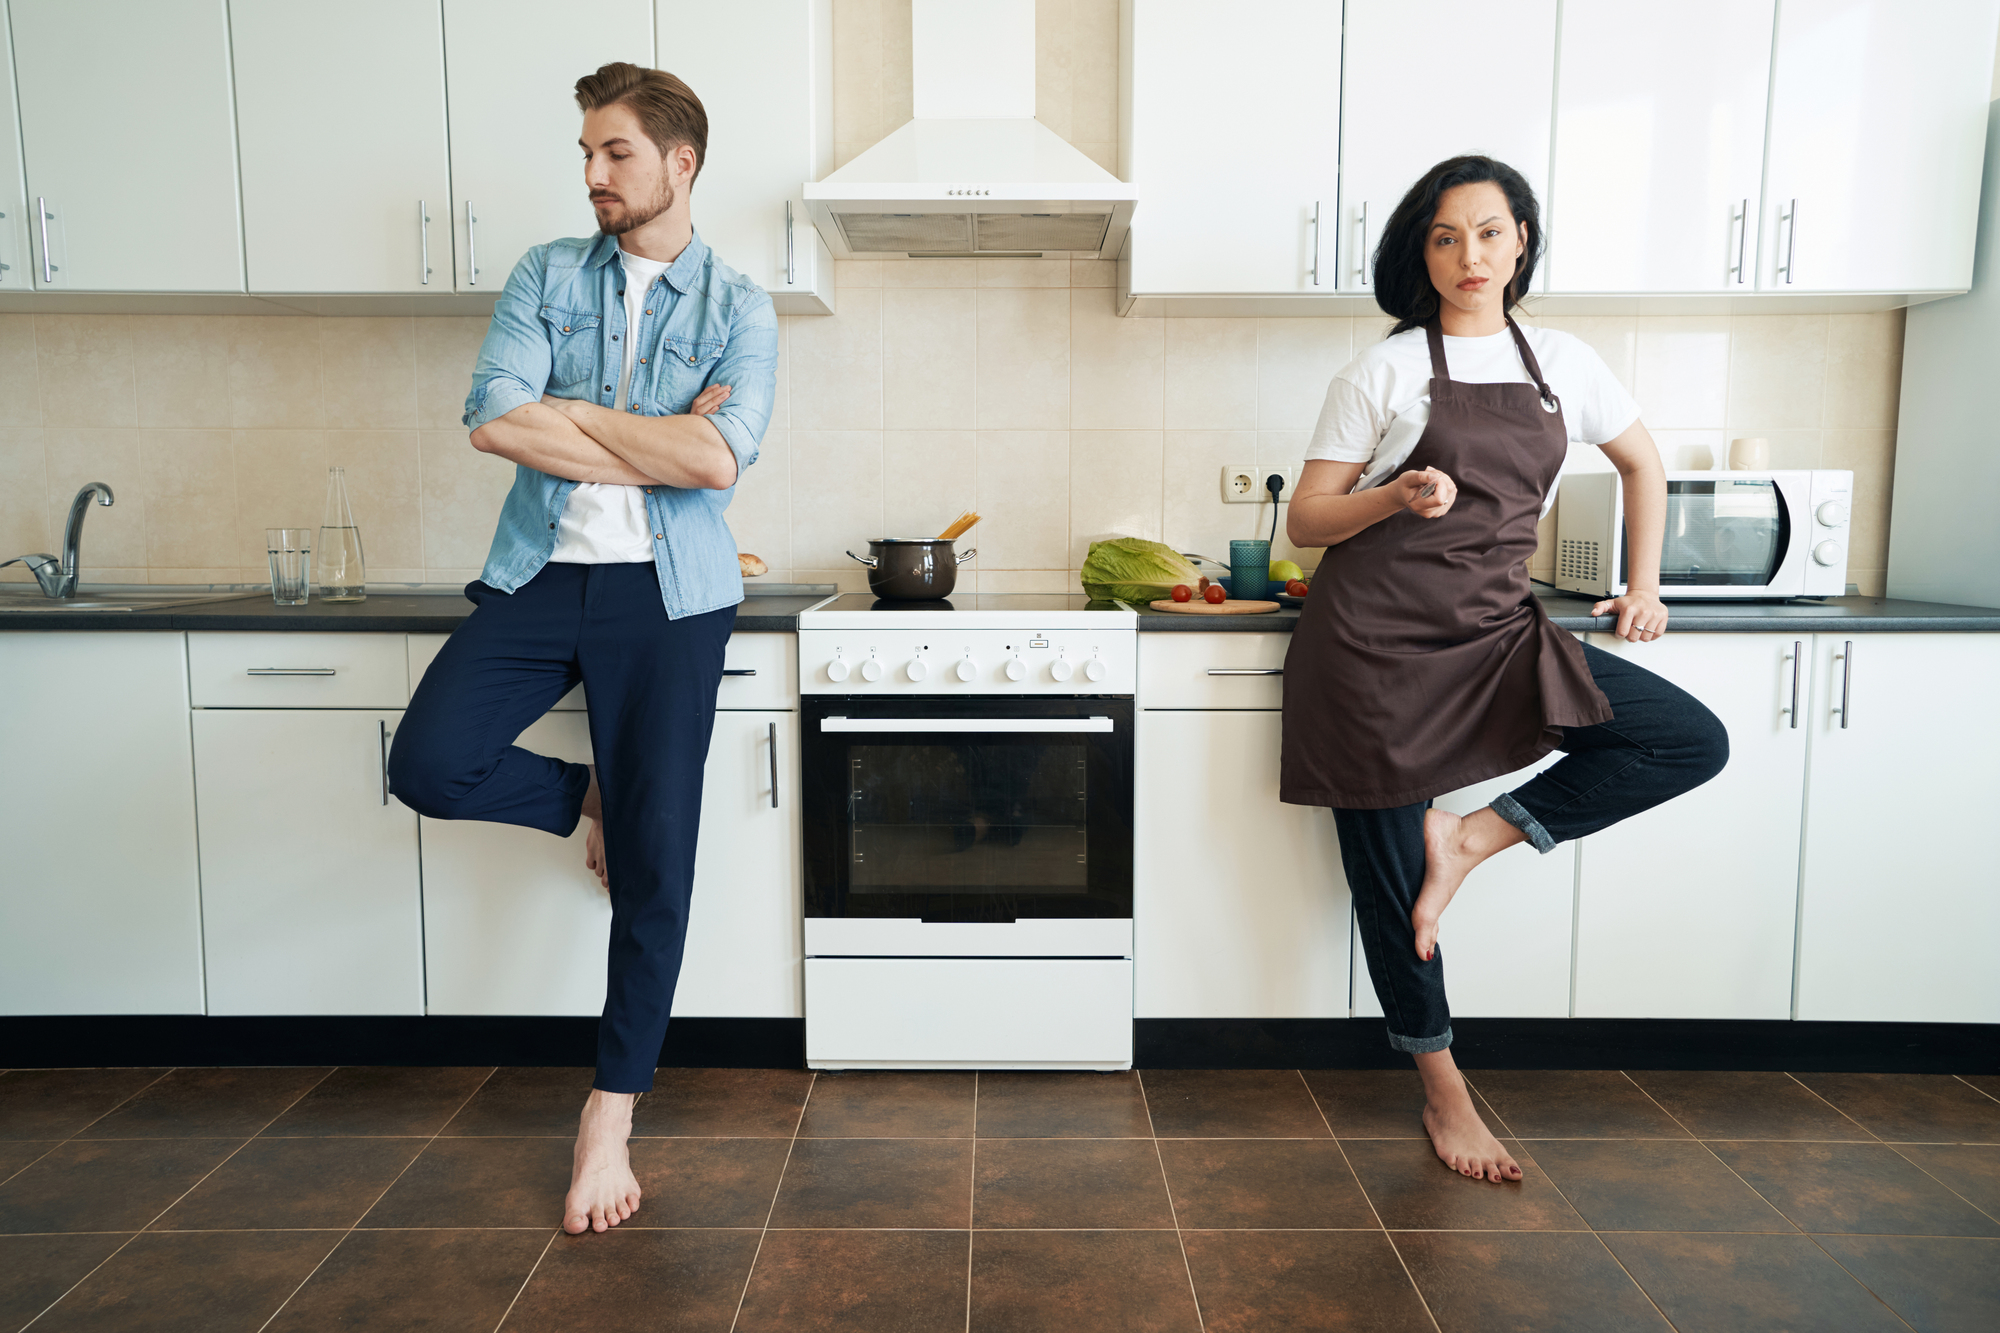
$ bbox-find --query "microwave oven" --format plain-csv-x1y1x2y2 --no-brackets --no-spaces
1553,470,1853,600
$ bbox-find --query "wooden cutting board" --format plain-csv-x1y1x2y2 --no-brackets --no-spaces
1148,599,1282,615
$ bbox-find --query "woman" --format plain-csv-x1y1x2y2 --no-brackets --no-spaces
1282,156,1729,1183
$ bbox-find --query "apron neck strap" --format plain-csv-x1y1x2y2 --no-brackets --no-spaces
1504,315,1560,409
1423,319,1451,382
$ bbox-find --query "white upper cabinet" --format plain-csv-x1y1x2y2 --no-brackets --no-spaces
442,0,652,294
0,6,28,291
1124,0,1342,296
12,0,244,292
1762,0,2000,293
231,0,454,293
658,0,836,314
1337,0,1558,294
1548,0,1774,294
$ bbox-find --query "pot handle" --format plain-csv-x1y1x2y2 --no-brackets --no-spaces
844,549,878,568
954,547,977,565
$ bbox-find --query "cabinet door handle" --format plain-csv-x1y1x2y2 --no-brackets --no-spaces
465,200,478,285
36,197,52,284
1207,668,1283,676
1834,639,1853,729
784,200,796,286
768,721,779,809
1778,198,1798,285
379,718,391,806
1782,640,1801,728
247,667,336,676
1356,200,1370,285
1308,200,1321,287
722,668,756,676
419,199,432,285
1730,198,1748,285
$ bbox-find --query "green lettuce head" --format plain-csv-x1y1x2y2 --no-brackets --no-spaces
1080,537,1202,603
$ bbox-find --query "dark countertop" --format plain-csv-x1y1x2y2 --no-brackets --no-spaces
1129,591,2000,633
0,590,834,633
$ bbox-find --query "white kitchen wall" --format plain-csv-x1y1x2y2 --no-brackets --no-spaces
0,0,1906,596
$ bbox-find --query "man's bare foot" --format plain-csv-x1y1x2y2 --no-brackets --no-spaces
1414,1050,1521,1183
580,765,607,891
564,1089,642,1234
1410,807,1525,960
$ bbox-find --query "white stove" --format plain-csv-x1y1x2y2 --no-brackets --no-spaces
797,592,1137,694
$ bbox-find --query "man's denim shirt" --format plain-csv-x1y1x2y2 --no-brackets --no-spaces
462,228,777,619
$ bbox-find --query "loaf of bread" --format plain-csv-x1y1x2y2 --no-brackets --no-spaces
738,552,768,577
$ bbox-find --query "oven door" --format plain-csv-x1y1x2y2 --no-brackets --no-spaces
802,696,1133,923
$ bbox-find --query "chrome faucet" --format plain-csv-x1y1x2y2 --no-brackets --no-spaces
2,481,115,598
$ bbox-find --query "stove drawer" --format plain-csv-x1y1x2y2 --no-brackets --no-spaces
1139,632,1289,709
805,958,1132,1069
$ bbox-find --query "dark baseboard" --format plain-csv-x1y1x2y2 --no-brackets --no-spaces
1,1015,1992,1074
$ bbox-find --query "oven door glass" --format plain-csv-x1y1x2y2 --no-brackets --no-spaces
803,697,1133,922
1624,478,1789,588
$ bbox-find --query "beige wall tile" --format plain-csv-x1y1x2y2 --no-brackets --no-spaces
1849,569,1885,597
43,428,146,569
791,285,883,429
416,317,489,430
1747,429,1823,470
0,427,48,559
975,430,1068,567
1823,428,1895,572
1256,430,1314,567
419,428,514,571
834,259,883,288
1069,285,1162,428
1163,429,1256,565
232,429,325,568
1633,316,1730,429
979,568,1074,594
1070,0,1119,146
1726,314,1828,430
322,317,417,429
1036,0,1075,141
882,0,913,128
976,288,1068,429
794,564,876,594
882,430,976,541
0,316,42,427
37,315,136,428
883,258,978,287
1647,428,1727,471
791,430,883,568
328,431,423,572
1070,260,1117,287
832,0,886,169
729,428,792,574
229,317,323,428
1075,141,1118,174
1824,310,1904,430
883,286,976,429
1164,318,1258,430
141,429,237,570
1356,315,1399,348
1257,318,1350,430
1539,314,1637,393
131,315,232,429
1069,430,1162,566
978,258,1069,287
771,316,793,432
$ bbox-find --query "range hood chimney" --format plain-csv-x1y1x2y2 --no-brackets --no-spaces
803,0,1135,260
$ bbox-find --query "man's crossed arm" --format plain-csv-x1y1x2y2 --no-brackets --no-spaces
469,385,738,490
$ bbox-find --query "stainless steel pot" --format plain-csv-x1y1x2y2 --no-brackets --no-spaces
845,538,977,600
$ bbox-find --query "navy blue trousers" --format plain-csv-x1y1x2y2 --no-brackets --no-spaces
387,563,734,1093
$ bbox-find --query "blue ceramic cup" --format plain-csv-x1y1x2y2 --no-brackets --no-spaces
1229,539,1271,602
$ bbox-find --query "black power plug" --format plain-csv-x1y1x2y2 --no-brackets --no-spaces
1265,473,1285,543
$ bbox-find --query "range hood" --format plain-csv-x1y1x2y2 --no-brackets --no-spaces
803,0,1135,260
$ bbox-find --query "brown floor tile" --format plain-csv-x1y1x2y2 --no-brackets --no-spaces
260,1066,493,1137
1794,1072,2000,1143
0,1138,242,1233
1816,1234,2000,1333
975,1139,1174,1228
0,1071,167,1141
1709,1140,2000,1236
736,1229,968,1332
768,1138,972,1228
1393,1231,1669,1333
624,1137,791,1228
1140,1070,1330,1139
970,1230,1200,1333
1626,1070,1872,1141
31,1229,341,1333
1157,1139,1375,1229
1341,1138,1584,1231
631,1067,815,1138
975,1071,1152,1139
265,1228,552,1333
502,1228,761,1332
796,1071,975,1138
1961,1074,2000,1103
0,1140,55,1183
438,1066,595,1136
71,1068,330,1140
1184,1231,1433,1333
1894,1142,2000,1220
1302,1068,1506,1139
1601,1232,1908,1332
1465,1071,1690,1139
149,1136,426,1232
0,1233,132,1331
359,1136,572,1229
1528,1140,1792,1232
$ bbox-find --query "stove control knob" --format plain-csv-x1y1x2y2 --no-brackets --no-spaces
1812,540,1845,567
1816,501,1849,527
859,659,883,682
1049,660,1074,682
954,658,977,682
825,659,850,682
906,659,929,682
1084,659,1108,682
1004,658,1027,682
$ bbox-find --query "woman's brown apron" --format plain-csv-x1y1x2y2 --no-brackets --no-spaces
1280,316,1611,809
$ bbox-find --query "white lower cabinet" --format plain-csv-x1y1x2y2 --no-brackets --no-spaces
1797,632,2000,1022
1134,709,1349,1018
0,634,204,1015
192,709,423,1015
1572,632,1808,1019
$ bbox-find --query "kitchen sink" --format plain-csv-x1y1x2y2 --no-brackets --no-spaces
0,586,265,613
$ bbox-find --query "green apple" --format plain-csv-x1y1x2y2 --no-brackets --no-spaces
1269,559,1304,583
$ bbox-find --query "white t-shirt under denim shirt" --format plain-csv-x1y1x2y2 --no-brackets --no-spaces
1303,324,1641,519
549,249,675,564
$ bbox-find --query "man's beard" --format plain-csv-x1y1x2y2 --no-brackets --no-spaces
595,178,676,235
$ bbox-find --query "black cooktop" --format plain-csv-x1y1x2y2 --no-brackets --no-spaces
817,593,1121,614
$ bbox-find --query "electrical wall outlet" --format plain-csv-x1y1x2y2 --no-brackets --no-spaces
1221,464,1299,503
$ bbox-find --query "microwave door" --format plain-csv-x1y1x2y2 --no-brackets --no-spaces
1632,479,1789,596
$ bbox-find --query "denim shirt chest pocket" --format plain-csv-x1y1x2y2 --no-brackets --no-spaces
633,335,725,414
539,307,601,390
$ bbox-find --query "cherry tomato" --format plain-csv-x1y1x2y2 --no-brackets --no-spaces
1203,584,1226,605
1286,579,1309,597
1170,584,1193,603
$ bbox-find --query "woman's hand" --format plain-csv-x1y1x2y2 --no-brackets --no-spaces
1394,467,1456,519
1591,590,1669,642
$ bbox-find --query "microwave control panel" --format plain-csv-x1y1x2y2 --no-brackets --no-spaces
799,629,1136,694
1803,470,1853,596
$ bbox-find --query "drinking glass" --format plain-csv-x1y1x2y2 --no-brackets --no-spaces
1229,538,1272,601
267,528,311,605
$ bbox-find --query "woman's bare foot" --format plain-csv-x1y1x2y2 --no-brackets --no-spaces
1414,1050,1522,1183
580,766,607,890
565,1089,642,1234
1410,807,1526,960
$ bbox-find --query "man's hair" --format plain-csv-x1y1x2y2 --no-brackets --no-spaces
574,62,707,184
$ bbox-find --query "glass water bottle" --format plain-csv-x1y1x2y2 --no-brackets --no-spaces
318,466,367,603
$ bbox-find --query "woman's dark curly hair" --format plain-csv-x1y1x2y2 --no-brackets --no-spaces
1373,155,1542,335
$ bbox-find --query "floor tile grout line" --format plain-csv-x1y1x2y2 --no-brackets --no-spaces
488,1229,561,1333
1615,1070,1810,1236
1135,1070,1208,1333
1954,1074,2000,1107
55,1066,178,1142
1778,1071,1887,1143
1582,1231,1686,1331
1797,1232,1922,1333
0,1141,63,1190
725,1069,814,1333
1876,1140,2000,1230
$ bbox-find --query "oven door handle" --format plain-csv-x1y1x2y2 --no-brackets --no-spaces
819,717,1114,733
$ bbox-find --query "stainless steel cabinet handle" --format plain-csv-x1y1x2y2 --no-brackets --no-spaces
1778,198,1797,285
1783,640,1800,728
1835,639,1853,729
247,667,337,676
821,717,1113,734
768,721,779,808
36,197,52,284
1356,200,1370,285
419,199,431,285
1207,668,1284,676
722,668,756,676
465,200,478,285
1308,200,1321,287
784,200,796,286
1731,198,1748,285
379,718,391,806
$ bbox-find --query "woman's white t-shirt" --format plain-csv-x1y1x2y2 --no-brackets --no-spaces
1303,324,1640,519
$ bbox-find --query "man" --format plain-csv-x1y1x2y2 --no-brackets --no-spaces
387,62,777,1236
